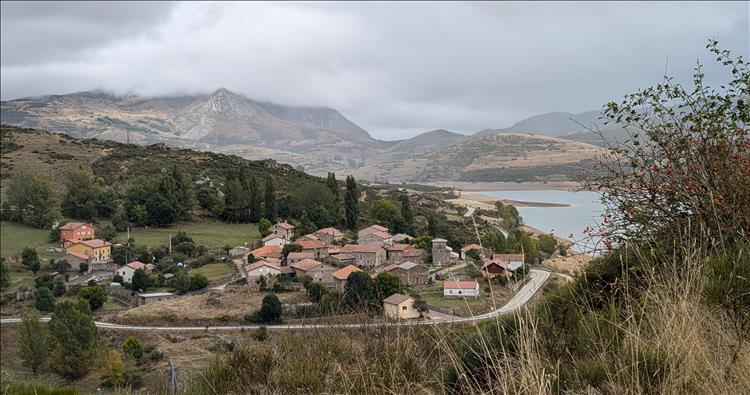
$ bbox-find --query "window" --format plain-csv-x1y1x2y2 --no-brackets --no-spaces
458,291,462,295
402,306,407,310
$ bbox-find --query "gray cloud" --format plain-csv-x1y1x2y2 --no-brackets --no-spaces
1,1,747,140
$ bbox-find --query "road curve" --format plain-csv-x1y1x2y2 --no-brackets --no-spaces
0,270,550,332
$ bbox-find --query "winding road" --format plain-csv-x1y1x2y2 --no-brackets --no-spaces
0,270,551,332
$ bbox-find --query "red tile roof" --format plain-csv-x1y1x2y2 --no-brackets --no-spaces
246,260,281,272
296,239,327,250
315,227,345,237
126,261,146,270
67,251,90,260
443,280,479,290
274,222,295,230
78,239,110,248
332,265,362,280
60,222,90,230
383,293,414,305
383,243,408,251
287,252,315,260
251,245,282,257
291,258,323,271
339,244,384,254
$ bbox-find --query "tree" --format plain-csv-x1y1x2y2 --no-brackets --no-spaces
21,247,39,270
495,202,523,231
18,312,51,375
52,277,66,297
123,336,144,360
259,293,282,323
538,234,558,255
427,214,438,237
80,285,107,310
264,176,277,222
101,350,125,388
306,281,326,303
256,275,268,291
190,274,209,291
170,166,195,223
3,173,60,228
48,300,98,379
35,286,55,312
258,218,272,237
53,259,71,276
79,262,89,274
247,254,258,264
344,271,375,311
368,198,401,226
49,227,61,243
197,186,221,216
345,175,359,230
582,40,749,249
98,225,118,241
374,272,402,303
221,177,250,223
326,172,341,224
482,231,507,254
294,211,317,237
399,193,414,233
282,243,303,259
130,269,149,291
60,170,104,221
248,175,262,223
0,258,9,288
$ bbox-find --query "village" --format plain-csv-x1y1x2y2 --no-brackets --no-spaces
48,219,536,323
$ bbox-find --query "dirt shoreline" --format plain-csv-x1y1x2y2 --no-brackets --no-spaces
425,181,582,192
451,191,569,208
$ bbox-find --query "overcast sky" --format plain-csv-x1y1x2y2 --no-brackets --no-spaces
1,1,747,140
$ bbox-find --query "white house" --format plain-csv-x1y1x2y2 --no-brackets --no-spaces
443,280,480,299
115,261,146,284
383,293,421,320
271,222,295,240
262,234,289,247
492,254,525,271
245,260,282,278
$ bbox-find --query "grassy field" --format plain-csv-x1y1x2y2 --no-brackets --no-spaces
114,220,260,250
0,221,53,257
416,280,517,317
189,263,236,282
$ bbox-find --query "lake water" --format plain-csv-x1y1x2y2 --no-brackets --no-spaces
480,190,605,251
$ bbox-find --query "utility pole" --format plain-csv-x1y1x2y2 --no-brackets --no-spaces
169,234,172,255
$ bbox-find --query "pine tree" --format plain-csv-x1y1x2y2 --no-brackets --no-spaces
345,175,359,230
399,193,414,234
18,312,50,375
264,176,277,221
326,172,341,224
248,175,262,223
49,300,98,379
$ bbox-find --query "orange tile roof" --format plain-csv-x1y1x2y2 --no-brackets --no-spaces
288,252,315,260
443,280,479,290
126,261,146,270
77,239,110,248
290,258,323,271
246,260,281,272
60,222,90,230
332,265,362,280
296,239,327,249
315,227,345,237
67,251,90,260
340,244,384,254
251,245,282,257
274,222,295,230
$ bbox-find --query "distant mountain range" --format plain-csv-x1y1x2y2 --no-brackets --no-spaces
1,89,620,182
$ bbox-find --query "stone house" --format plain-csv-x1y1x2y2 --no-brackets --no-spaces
383,293,421,320
338,244,386,270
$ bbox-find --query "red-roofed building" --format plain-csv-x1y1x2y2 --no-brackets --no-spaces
339,244,386,269
251,245,282,260
491,253,525,271
295,239,329,260
331,265,362,292
291,258,335,286
314,227,346,244
59,222,95,245
443,280,480,298
271,222,295,240
287,252,315,266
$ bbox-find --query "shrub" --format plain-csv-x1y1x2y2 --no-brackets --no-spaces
35,286,55,312
254,326,269,342
259,293,282,323
190,274,209,291
18,312,51,375
123,336,144,360
79,285,107,310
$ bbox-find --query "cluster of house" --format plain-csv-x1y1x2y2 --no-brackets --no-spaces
234,222,434,296
58,222,112,271
460,244,525,278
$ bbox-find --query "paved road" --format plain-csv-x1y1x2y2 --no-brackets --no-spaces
1,270,550,332
463,206,476,218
